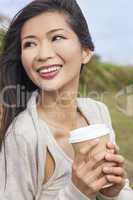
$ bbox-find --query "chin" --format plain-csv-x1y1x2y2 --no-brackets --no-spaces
36,77,73,92
39,84,61,92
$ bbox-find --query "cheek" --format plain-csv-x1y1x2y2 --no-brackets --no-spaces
56,41,82,63
21,52,37,83
21,51,35,70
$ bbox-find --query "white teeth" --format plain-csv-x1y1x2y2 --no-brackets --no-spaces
39,66,61,73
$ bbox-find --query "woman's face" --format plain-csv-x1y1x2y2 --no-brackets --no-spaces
21,11,91,91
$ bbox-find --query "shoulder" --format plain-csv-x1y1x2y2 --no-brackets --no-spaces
77,97,112,127
77,97,109,113
6,109,37,145
77,97,116,142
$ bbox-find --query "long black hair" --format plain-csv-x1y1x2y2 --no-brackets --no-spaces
0,0,94,151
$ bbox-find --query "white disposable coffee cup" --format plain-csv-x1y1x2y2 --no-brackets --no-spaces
69,124,110,155
69,123,112,188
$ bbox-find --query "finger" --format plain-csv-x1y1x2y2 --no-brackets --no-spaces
106,142,120,154
85,164,103,182
79,139,100,155
74,151,105,171
113,144,120,154
103,161,117,168
88,176,107,193
107,149,115,154
105,153,125,166
72,160,86,173
103,166,125,177
75,152,106,179
72,161,103,186
106,175,125,185
75,139,100,165
85,151,107,171
72,161,86,179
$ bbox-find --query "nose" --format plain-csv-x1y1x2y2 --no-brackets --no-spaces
36,41,56,62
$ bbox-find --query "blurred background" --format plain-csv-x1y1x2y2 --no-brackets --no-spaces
0,0,133,186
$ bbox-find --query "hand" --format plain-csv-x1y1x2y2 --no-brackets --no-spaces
72,139,108,199
100,142,126,198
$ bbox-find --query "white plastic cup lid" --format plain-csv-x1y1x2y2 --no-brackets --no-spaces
69,124,110,144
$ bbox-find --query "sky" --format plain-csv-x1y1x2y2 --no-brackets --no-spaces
0,0,133,66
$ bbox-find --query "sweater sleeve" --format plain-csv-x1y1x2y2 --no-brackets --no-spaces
97,179,133,200
96,102,133,200
0,124,36,200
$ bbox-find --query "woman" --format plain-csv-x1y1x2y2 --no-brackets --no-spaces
0,0,133,199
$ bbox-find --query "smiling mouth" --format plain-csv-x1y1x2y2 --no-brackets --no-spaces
37,65,62,73
37,65,62,80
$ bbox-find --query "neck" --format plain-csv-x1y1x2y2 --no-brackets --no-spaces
37,77,80,131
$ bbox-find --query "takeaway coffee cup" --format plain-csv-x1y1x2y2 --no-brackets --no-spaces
69,123,110,154
69,123,112,188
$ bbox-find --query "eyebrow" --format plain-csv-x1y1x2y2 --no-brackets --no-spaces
22,28,66,40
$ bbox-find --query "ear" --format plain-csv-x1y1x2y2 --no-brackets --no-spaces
81,48,93,64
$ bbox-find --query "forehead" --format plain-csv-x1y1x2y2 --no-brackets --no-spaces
21,11,73,37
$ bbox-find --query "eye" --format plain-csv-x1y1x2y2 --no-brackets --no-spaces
22,41,37,49
52,35,66,41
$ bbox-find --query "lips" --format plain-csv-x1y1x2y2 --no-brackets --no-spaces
36,64,63,80
39,69,61,80
36,64,62,73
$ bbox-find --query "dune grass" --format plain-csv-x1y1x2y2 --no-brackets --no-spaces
100,92,133,162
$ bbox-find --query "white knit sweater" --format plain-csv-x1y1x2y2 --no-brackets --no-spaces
0,90,133,200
